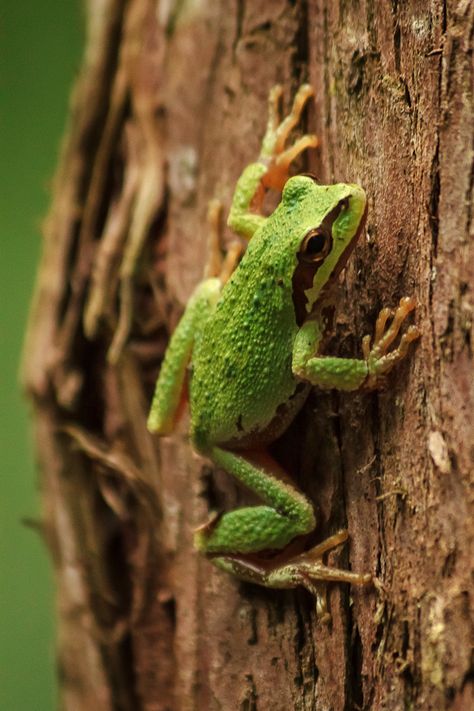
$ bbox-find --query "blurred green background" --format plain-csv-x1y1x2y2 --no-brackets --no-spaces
1,3,83,707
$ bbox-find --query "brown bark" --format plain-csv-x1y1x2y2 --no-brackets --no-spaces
23,1,474,709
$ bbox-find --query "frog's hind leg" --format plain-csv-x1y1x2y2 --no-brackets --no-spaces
194,447,316,555
194,446,371,617
204,198,243,284
147,275,222,435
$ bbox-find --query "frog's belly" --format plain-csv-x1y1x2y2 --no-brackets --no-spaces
221,380,310,450
189,302,303,451
189,365,309,452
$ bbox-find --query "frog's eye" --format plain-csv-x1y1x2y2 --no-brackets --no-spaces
300,228,332,263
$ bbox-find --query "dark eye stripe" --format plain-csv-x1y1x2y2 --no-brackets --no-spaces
291,196,351,325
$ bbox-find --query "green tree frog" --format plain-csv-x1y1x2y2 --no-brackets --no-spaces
148,85,420,614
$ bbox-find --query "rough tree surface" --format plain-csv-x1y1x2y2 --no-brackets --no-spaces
23,1,473,709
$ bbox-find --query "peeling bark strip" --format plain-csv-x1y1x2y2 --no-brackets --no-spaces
23,1,473,709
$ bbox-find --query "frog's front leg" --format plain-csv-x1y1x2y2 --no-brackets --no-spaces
228,84,318,240
293,297,421,391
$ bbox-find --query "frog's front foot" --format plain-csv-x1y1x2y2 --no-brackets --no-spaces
362,296,421,389
260,83,319,192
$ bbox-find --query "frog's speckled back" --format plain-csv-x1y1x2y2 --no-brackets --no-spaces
190,211,301,450
189,177,366,450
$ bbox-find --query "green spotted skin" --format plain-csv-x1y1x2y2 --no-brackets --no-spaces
190,227,299,452
190,177,367,453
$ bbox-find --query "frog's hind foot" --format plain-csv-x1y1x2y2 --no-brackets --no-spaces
211,529,372,621
267,529,372,589
204,198,243,283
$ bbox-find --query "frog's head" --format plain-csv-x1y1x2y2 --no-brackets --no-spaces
281,176,367,324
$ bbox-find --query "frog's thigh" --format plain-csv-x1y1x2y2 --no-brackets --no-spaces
148,278,221,434
194,447,315,555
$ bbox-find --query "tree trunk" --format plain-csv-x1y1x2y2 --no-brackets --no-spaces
23,1,473,709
